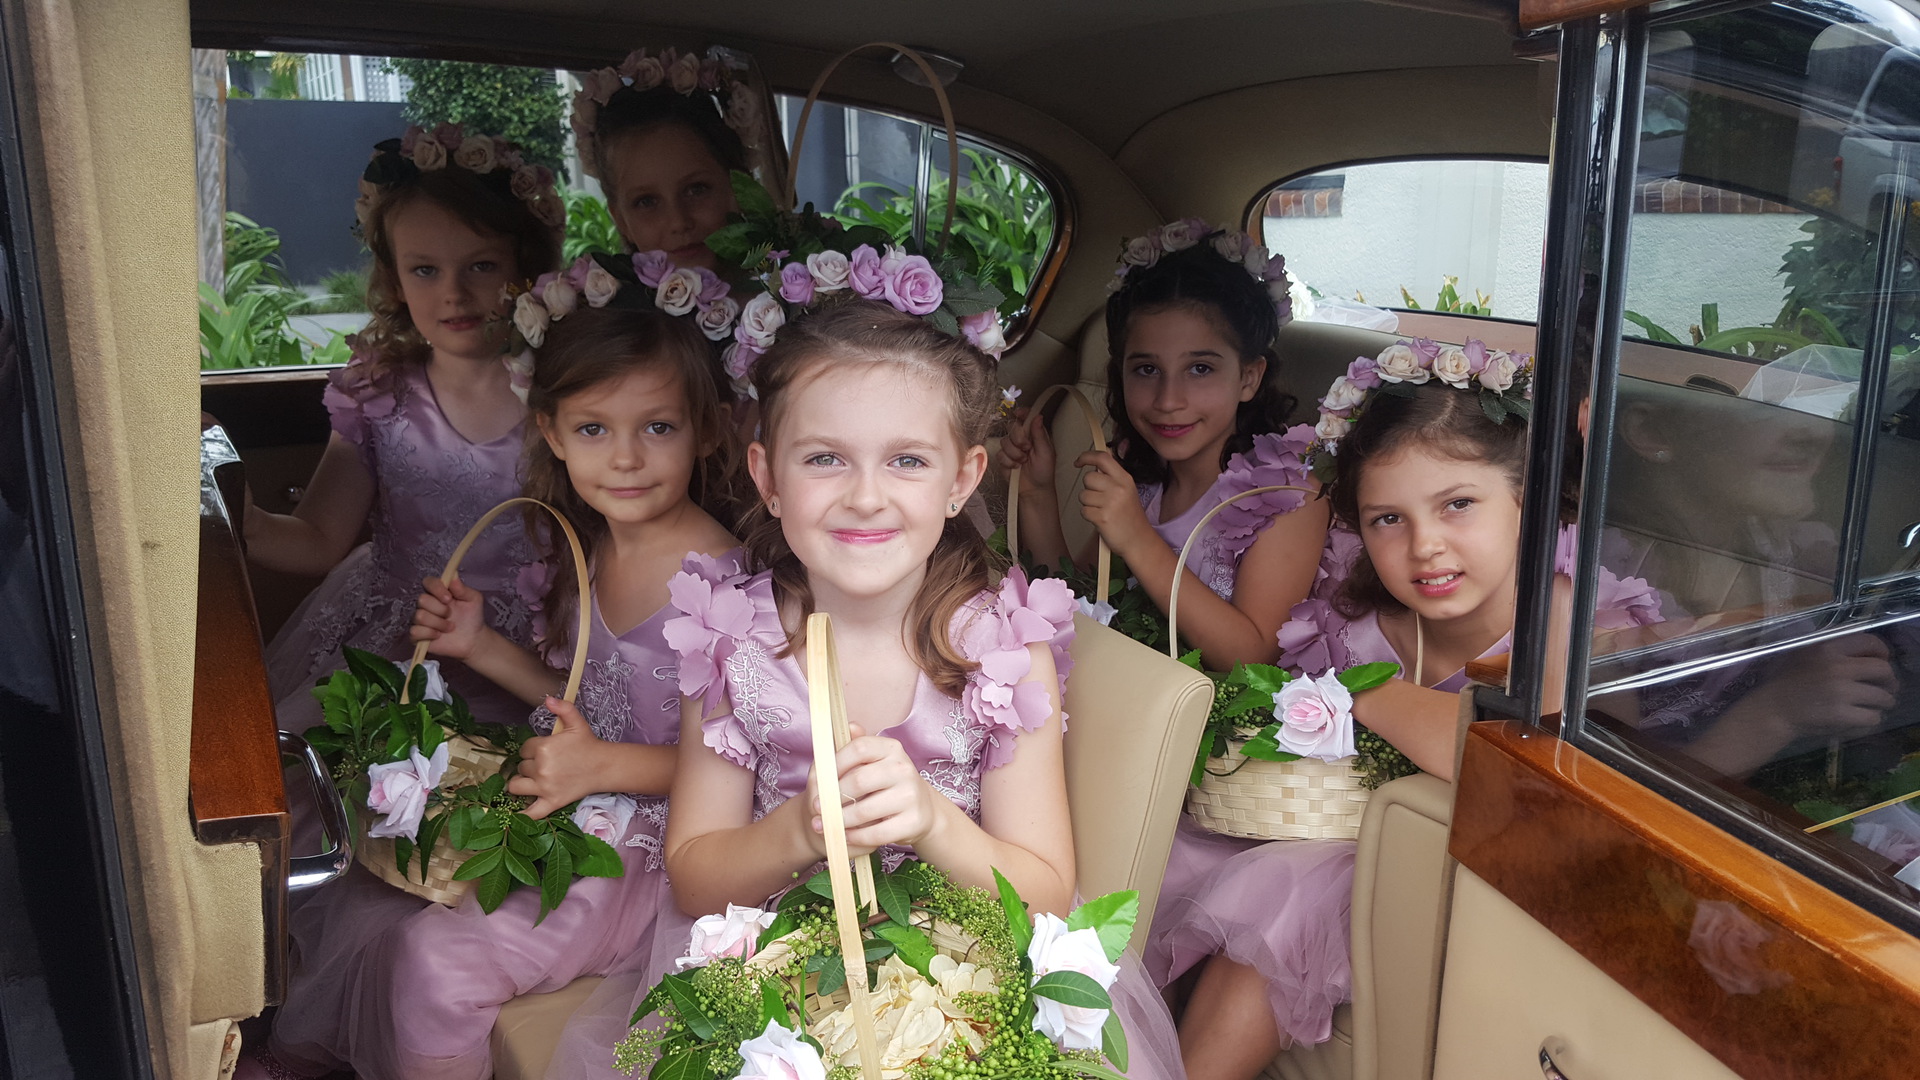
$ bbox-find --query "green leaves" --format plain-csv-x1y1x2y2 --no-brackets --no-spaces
871,920,937,980
649,1048,711,1080
657,973,718,1040
870,855,912,927
1031,970,1112,1010
1102,1011,1130,1071
995,868,1033,957
1337,662,1400,693
1066,890,1138,964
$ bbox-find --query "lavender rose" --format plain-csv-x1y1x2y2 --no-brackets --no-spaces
961,310,1008,358
779,262,815,305
632,250,672,288
883,253,944,316
848,245,887,299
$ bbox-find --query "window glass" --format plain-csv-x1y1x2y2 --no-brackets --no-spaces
1256,158,1548,322
1583,1,1920,912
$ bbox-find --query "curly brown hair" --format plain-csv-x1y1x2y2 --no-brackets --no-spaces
742,299,1002,698
356,167,562,384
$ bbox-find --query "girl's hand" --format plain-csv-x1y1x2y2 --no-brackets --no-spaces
410,576,488,660
1074,449,1153,556
509,698,606,820
1001,408,1056,495
804,725,944,857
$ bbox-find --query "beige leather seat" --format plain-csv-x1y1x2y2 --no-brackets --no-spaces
491,613,1214,1079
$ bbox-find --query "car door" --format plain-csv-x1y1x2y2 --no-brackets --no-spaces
1433,3,1920,1078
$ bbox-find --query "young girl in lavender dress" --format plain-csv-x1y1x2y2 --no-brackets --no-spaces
586,300,1185,1079
247,289,742,1080
1003,225,1345,1078
253,127,564,729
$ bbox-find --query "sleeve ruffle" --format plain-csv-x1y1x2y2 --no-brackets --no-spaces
1212,424,1316,564
322,345,397,455
659,550,770,769
1556,525,1664,629
953,566,1077,771
1274,527,1364,676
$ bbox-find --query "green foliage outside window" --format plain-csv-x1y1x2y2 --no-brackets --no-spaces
199,213,349,369
380,59,567,174
562,190,625,261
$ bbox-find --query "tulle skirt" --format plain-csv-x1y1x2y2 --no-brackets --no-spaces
1144,818,1355,1046
266,542,532,733
270,829,688,1080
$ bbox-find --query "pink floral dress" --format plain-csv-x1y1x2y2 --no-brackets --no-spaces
268,552,740,1080
264,351,538,731
553,559,1187,1080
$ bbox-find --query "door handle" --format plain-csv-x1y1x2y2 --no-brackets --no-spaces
280,729,352,891
1540,1041,1570,1080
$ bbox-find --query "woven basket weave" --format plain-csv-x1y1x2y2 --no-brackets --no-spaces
350,496,592,906
1185,742,1370,841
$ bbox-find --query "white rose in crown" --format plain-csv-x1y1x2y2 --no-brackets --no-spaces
734,1018,827,1080
1272,670,1357,762
1026,913,1119,1051
453,135,497,173
1243,242,1273,278
675,903,778,971
364,742,450,839
1479,350,1518,393
410,137,448,171
1212,231,1252,263
669,53,702,94
387,658,451,703
697,296,741,341
1321,375,1366,414
541,276,579,319
737,292,786,350
581,263,620,308
569,792,637,845
806,250,851,292
1373,343,1430,384
627,54,666,92
1156,220,1197,253
1431,345,1475,388
1314,412,1352,442
513,291,550,348
1121,233,1161,267
655,268,701,316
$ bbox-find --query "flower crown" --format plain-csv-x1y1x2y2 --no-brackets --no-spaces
1306,338,1535,480
501,251,740,401
1108,217,1294,326
707,173,1010,395
568,46,762,181
355,123,564,232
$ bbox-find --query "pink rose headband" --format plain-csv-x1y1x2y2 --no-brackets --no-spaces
568,46,763,181
1306,338,1535,481
1107,217,1294,327
356,123,564,233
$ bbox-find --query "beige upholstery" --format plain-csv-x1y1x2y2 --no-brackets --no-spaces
1432,870,1740,1080
492,612,1214,1079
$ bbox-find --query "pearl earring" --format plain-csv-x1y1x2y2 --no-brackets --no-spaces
1652,449,1672,463
769,498,780,514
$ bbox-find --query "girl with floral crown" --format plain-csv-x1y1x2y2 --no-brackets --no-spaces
253,125,564,732
248,258,745,1080
550,299,1187,1079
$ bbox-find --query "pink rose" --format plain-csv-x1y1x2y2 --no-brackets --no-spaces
453,135,496,173
364,743,450,840
400,126,422,154
432,122,464,150
779,261,815,305
540,275,578,318
1688,900,1790,995
668,52,701,94
1345,356,1383,389
1431,345,1475,388
1121,233,1161,267
410,137,447,171
961,309,1008,358
583,67,622,105
675,903,777,970
632,250,672,288
1478,351,1518,393
569,792,636,844
655,268,701,316
615,49,650,80
883,253,944,316
1157,219,1198,252
1270,670,1356,762
509,165,547,202
848,245,887,299
806,250,850,292
581,263,620,308
1320,375,1366,414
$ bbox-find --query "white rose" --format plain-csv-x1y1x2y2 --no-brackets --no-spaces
410,137,447,171
1156,220,1196,252
1431,345,1474,388
540,276,578,319
675,903,777,971
453,135,496,173
512,291,549,348
1479,350,1518,393
1373,343,1430,384
668,53,701,94
1026,913,1119,1051
569,792,636,845
364,743,449,840
1076,595,1117,626
696,296,741,341
581,263,620,308
1243,242,1272,278
806,250,851,292
1314,412,1352,442
736,291,786,350
1271,670,1357,762
1121,233,1161,267
654,268,700,316
627,55,665,91
735,1018,827,1080
1320,375,1366,413
390,658,451,703
1212,231,1251,263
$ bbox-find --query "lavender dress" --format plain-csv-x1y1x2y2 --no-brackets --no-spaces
268,553,735,1080
1134,425,1360,1046
552,559,1187,1080
265,352,537,731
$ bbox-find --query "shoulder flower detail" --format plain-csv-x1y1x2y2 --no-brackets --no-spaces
1556,526,1664,629
662,556,776,714
321,339,398,448
954,567,1077,770
1273,528,1364,676
1213,424,1316,562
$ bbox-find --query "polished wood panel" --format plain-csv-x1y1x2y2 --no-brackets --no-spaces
191,508,288,845
1452,720,1920,1080
1520,0,1644,30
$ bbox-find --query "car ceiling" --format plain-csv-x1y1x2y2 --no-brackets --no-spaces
193,0,1523,155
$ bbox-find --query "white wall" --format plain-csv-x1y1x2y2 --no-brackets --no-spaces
1621,213,1813,339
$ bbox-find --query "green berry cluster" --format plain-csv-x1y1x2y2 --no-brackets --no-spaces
1352,724,1421,789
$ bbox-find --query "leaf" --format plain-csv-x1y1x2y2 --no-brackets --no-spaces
660,972,719,1040
804,868,837,901
731,170,777,220
759,977,792,1029
1031,970,1112,1010
705,221,759,265
1189,728,1216,787
1060,1058,1133,1080
870,857,912,927
478,774,506,802
815,953,847,996
452,845,505,881
758,911,798,950
537,837,573,923
567,831,624,878
1103,1010,1130,1071
344,647,403,695
1239,728,1302,763
1238,663,1292,695
1480,392,1509,426
871,920,937,979
995,868,1033,957
649,1048,711,1080
393,836,414,878
476,863,512,913
1067,890,1139,964
1337,661,1401,693
926,306,960,337
467,823,505,850
1177,648,1205,671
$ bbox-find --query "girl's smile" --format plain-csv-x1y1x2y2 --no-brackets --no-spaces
1356,445,1522,628
387,198,519,361
1120,306,1264,476
539,366,703,531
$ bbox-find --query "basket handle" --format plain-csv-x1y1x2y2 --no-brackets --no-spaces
400,497,592,706
1006,384,1111,606
785,42,960,254
1165,485,1316,659
805,612,883,1080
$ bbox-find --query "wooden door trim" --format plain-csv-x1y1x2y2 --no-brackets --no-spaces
1451,720,1920,1080
1520,0,1644,30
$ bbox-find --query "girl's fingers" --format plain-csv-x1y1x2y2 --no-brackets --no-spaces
448,577,479,601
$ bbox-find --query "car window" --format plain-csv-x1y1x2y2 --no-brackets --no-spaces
1254,158,1548,323
1580,0,1920,921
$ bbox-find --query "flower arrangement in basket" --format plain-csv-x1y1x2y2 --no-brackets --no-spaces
302,498,624,919
616,861,1141,1080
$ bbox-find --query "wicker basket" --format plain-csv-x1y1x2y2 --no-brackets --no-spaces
1164,485,1375,842
351,496,593,906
